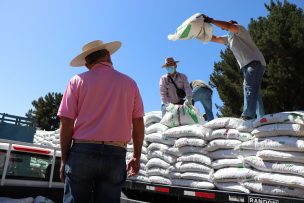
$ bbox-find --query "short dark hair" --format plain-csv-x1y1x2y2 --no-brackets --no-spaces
229,20,238,24
85,49,108,65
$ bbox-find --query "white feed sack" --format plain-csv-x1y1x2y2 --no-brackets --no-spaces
174,137,207,148
252,123,304,137
253,111,304,128
147,143,169,152
164,147,182,157
243,182,304,198
128,175,150,182
256,173,304,190
147,168,169,178
168,13,214,43
205,139,242,152
206,128,253,141
172,179,215,189
209,149,257,160
239,136,304,152
214,182,250,194
204,117,243,130
149,176,172,185
211,167,261,183
161,104,205,128
178,146,208,155
180,172,210,182
178,162,213,174
212,159,245,170
145,133,176,146
177,154,212,166
145,123,168,134
146,158,171,169
163,124,209,139
147,150,177,164
243,156,304,176
237,120,254,133
257,150,304,163
144,112,162,127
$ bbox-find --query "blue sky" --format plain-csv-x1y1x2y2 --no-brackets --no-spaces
0,0,303,117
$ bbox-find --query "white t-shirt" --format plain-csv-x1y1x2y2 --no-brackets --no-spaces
227,25,266,69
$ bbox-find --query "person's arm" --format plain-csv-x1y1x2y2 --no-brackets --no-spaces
210,35,227,44
127,117,144,176
59,117,75,182
210,19,239,33
159,77,169,104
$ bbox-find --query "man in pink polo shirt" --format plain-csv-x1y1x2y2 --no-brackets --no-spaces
57,39,144,203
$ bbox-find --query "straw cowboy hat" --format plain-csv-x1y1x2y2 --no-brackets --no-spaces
162,57,180,67
70,40,121,67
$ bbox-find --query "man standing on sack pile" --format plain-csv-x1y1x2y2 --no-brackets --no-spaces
190,80,214,121
57,39,144,203
159,57,193,117
199,15,266,120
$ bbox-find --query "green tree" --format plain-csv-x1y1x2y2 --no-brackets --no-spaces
26,92,63,131
210,0,304,117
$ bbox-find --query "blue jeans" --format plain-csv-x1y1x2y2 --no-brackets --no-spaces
192,87,214,121
242,60,266,119
64,143,127,203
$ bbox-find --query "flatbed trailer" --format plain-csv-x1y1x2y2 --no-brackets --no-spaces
123,180,304,203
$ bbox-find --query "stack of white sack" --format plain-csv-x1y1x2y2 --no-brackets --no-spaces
168,13,214,43
204,117,257,193
126,112,162,182
160,125,213,189
33,129,60,148
239,111,304,198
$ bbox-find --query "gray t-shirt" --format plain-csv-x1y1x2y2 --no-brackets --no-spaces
226,25,266,69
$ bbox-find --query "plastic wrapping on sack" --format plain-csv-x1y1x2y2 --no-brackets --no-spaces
168,13,214,43
161,104,204,128
253,111,304,128
257,150,304,163
256,173,304,189
243,156,304,176
243,182,304,198
252,123,304,137
239,136,304,152
177,154,212,166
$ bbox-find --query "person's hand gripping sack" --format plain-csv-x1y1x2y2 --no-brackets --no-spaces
201,14,213,23
184,97,193,107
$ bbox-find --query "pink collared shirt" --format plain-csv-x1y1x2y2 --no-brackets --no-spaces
57,62,144,142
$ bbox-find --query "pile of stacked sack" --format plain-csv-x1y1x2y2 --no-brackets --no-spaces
126,106,304,198
33,129,60,148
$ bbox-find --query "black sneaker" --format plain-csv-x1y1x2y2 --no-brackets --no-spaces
203,114,208,121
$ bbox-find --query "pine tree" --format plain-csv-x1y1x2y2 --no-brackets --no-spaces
26,92,63,131
210,0,304,117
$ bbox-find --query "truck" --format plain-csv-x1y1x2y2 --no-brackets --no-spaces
1,113,304,203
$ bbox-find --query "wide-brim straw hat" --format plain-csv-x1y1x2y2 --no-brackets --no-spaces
70,40,121,67
162,57,180,67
